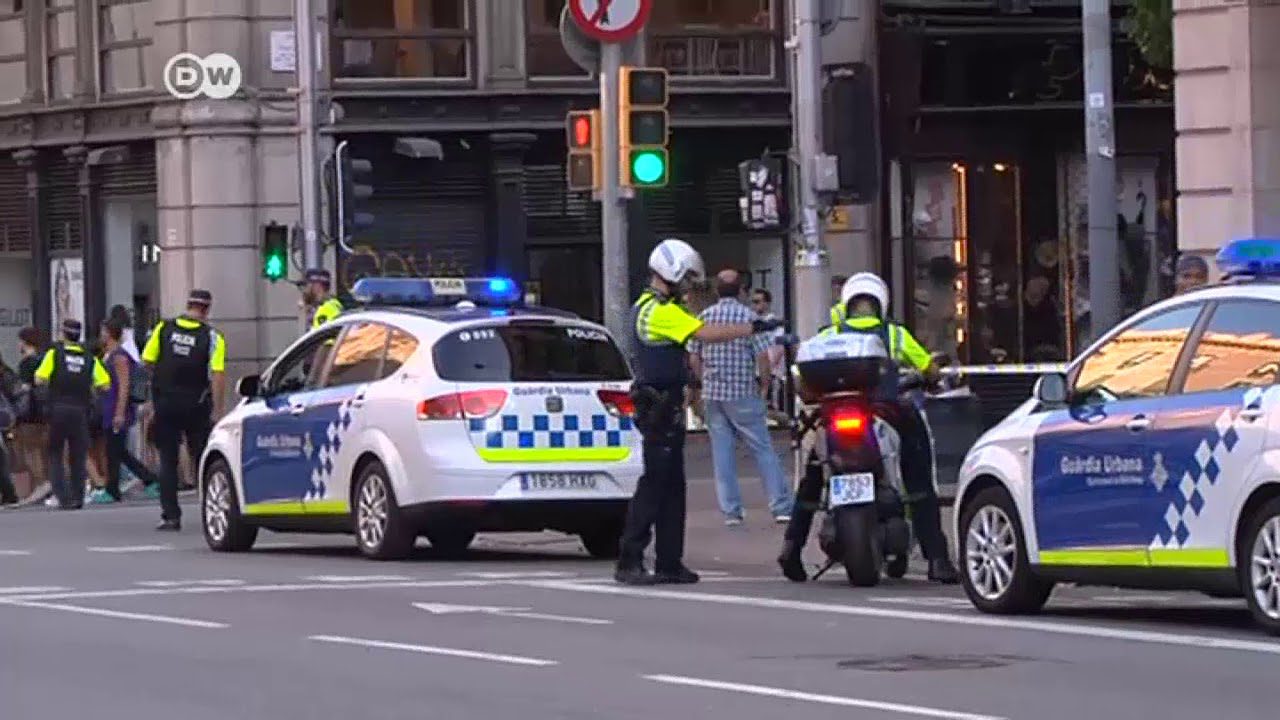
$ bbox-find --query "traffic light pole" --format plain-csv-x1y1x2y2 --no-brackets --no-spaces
599,42,631,345
1082,0,1120,341
295,0,322,271
791,0,830,341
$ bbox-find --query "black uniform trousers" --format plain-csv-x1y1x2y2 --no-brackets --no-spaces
783,397,948,560
0,432,17,504
105,426,159,500
153,395,212,521
618,386,687,573
46,403,90,508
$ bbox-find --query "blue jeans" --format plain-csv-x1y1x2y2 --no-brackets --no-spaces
705,396,793,519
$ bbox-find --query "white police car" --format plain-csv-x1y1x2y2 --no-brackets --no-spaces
198,277,641,560
955,238,1280,635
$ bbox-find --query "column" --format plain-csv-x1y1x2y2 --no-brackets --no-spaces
1174,0,1280,256
488,132,536,281
13,149,48,331
65,144,106,330
21,0,45,104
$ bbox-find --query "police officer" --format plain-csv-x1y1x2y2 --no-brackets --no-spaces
827,274,849,326
303,269,344,329
616,238,784,586
778,272,959,584
141,289,227,531
34,319,110,510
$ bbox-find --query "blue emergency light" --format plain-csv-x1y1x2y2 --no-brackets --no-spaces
350,276,522,307
1215,238,1280,278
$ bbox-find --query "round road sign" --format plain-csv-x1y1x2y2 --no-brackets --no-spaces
568,0,652,43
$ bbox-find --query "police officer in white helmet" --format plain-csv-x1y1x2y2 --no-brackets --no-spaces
616,238,785,585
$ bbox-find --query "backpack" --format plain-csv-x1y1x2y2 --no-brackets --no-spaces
128,359,150,404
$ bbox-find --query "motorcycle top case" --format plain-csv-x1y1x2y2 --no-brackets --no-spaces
794,332,892,396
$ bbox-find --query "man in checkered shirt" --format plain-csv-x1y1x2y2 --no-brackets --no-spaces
689,270,794,525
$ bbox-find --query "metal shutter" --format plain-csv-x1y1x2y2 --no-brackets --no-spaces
97,143,156,198
524,163,600,239
0,157,28,254
45,156,81,252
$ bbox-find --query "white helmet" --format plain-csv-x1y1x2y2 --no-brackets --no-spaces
840,272,890,317
648,238,706,286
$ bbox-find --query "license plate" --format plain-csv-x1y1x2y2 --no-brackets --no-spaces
829,473,876,507
519,473,600,491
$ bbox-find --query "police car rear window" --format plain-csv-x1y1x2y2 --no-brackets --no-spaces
434,323,630,382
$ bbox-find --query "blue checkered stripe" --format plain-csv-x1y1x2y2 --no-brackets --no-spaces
469,413,634,449
305,398,357,500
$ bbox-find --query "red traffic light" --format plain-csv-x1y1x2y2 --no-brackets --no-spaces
566,110,597,149
573,116,592,147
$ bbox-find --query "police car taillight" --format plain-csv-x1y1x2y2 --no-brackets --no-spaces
417,389,508,420
597,389,634,417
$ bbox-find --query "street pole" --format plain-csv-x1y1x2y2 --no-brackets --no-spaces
295,0,322,271
1082,0,1120,340
791,0,829,340
600,42,630,344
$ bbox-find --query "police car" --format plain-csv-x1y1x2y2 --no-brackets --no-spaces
198,277,641,560
955,238,1280,635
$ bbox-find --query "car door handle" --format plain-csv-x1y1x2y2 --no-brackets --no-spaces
1126,416,1152,432
1240,407,1265,421
289,402,307,416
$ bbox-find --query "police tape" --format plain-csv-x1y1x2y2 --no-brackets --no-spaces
940,362,1068,375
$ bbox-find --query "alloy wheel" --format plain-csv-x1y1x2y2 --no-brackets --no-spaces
203,469,231,544
966,505,1018,601
357,473,390,550
1250,516,1280,622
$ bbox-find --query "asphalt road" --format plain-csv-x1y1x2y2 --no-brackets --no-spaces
2,442,1278,720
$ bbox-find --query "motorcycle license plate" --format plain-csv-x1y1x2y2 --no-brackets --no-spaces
829,473,876,507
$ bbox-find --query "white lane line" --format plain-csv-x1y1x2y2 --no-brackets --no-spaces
1,600,227,629
86,544,173,553
456,571,578,579
135,580,246,588
304,575,413,583
0,586,70,595
499,611,613,626
644,675,1004,720
0,550,32,556
309,635,557,666
254,541,309,549
4,579,493,602
414,602,614,626
521,581,1280,657
870,596,973,608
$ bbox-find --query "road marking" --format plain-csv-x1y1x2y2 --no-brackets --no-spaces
870,596,973,608
523,581,1280,657
0,550,32,556
135,579,246,588
86,544,173,553
254,541,309,549
304,574,413,583
0,586,70,595
413,602,613,626
1,600,227,629
309,635,557,666
456,571,578,579
644,675,1004,720
4,579,493,602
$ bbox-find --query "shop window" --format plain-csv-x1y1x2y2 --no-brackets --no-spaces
46,1,76,100
908,161,966,363
332,0,471,80
648,0,778,79
1183,301,1280,394
526,0,588,78
0,4,24,104
98,0,153,94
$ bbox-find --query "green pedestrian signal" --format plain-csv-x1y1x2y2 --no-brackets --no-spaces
630,149,667,185
262,222,289,282
264,253,285,280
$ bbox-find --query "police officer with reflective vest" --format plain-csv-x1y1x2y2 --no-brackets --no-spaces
616,238,785,586
34,319,110,510
141,289,227,531
304,269,344,330
778,272,959,584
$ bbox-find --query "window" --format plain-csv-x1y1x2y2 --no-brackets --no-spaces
332,0,470,80
1182,300,1280,393
648,0,778,79
1073,304,1204,401
323,322,390,387
98,0,153,94
46,1,76,99
526,0,587,78
266,328,343,396
0,2,24,104
433,322,630,382
381,328,419,378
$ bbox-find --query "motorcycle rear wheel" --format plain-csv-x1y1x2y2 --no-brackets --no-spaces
836,505,883,587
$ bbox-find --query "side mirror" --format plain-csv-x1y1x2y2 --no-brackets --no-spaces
237,375,261,398
1033,373,1068,406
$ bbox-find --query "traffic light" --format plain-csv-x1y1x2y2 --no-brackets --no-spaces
261,221,288,281
619,67,669,188
565,109,601,192
338,144,375,241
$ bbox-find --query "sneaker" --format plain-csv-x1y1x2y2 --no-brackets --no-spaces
614,564,658,586
155,519,181,532
724,516,744,527
773,514,791,524
142,484,161,500
44,495,59,508
87,489,118,505
120,476,142,494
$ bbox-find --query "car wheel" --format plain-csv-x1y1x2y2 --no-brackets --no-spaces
353,461,415,561
959,486,1053,614
202,458,257,552
1241,497,1280,635
579,522,623,559
425,527,477,557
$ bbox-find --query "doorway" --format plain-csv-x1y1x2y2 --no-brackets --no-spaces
527,243,603,323
100,196,159,330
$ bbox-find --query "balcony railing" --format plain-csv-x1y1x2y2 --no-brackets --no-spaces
649,28,780,80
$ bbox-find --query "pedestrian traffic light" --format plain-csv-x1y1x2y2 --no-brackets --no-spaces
261,222,288,281
338,145,375,241
565,109,601,192
619,67,669,188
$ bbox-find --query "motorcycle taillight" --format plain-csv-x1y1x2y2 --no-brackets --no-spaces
822,401,871,446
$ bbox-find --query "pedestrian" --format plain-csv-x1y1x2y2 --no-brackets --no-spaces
749,288,787,417
1174,254,1210,295
689,271,793,525
86,318,161,504
12,327,49,498
302,268,345,329
615,238,784,586
141,289,227,531
33,319,111,510
0,355,20,506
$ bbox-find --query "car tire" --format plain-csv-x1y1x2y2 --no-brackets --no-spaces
353,461,415,561
836,504,883,587
958,486,1053,614
1240,496,1280,635
425,527,476,557
202,458,258,553
579,522,624,560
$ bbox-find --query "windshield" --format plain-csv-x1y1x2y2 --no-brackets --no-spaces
433,322,630,382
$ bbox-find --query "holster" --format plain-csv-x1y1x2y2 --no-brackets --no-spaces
630,385,681,439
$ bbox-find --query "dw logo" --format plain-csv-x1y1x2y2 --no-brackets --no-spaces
163,53,242,100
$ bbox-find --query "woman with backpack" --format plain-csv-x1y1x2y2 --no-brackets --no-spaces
86,318,159,504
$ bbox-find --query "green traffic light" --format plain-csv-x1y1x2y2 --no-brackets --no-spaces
264,254,285,280
631,151,666,185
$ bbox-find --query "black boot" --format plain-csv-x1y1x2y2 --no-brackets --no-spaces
614,560,657,585
777,541,807,582
928,557,958,584
654,565,700,584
